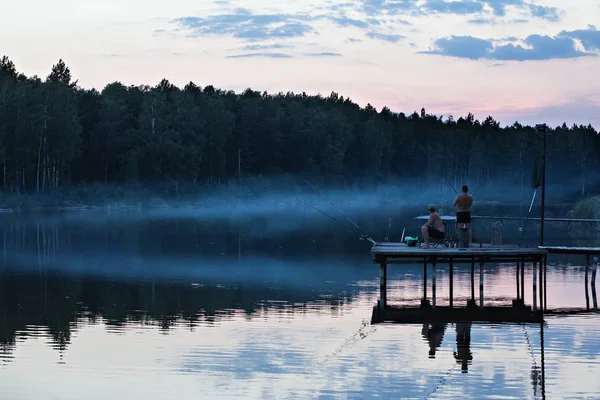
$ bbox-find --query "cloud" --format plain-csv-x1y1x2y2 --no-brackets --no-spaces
421,28,600,61
303,52,342,57
563,26,600,51
346,38,363,43
173,9,315,41
421,35,492,59
424,0,484,15
328,16,370,28
468,17,528,25
241,44,292,51
361,0,416,15
226,52,292,59
366,31,406,43
360,0,562,21
527,4,560,22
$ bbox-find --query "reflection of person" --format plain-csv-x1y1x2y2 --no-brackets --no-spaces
453,185,473,245
422,323,447,358
453,322,473,373
420,204,445,248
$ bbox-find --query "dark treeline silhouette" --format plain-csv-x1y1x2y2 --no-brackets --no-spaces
1,55,599,198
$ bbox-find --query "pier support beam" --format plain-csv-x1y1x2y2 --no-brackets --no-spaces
533,261,537,311
380,263,387,311
539,257,544,312
432,261,437,310
585,256,590,311
543,255,548,311
423,261,427,301
516,262,520,300
449,262,454,308
470,261,475,302
592,257,598,312
521,261,525,300
479,261,484,309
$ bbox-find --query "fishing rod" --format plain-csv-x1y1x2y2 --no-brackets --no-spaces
304,180,378,245
412,140,459,195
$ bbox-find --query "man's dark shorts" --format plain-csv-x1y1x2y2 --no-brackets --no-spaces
428,226,445,239
457,211,471,224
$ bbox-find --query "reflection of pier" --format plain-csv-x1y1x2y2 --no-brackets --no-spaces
370,243,599,324
371,243,547,324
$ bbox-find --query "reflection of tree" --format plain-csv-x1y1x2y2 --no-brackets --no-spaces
0,271,357,358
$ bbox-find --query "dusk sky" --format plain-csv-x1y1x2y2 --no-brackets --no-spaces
2,0,600,128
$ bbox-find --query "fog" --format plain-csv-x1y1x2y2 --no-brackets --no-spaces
20,176,588,228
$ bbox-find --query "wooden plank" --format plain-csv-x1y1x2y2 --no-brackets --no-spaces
538,246,600,255
416,215,600,223
372,242,546,257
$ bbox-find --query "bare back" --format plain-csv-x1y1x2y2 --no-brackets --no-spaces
453,193,473,212
427,212,445,232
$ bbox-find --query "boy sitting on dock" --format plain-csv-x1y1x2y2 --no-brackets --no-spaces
420,204,445,248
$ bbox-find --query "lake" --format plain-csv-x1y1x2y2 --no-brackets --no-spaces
1,207,599,399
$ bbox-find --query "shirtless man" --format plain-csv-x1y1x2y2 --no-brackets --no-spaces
453,185,473,245
421,204,445,248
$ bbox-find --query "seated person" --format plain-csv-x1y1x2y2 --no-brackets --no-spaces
421,204,445,248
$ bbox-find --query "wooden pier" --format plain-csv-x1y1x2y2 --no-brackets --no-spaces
371,243,548,324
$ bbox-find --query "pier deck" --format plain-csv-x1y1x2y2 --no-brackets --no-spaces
371,242,548,324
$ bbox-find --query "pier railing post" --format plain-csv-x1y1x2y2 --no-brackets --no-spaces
380,263,387,311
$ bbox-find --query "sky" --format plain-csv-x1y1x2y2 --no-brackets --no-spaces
1,0,600,128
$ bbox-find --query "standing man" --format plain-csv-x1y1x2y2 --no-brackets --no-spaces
421,204,445,248
453,185,473,245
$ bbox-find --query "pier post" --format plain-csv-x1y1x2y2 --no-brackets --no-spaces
592,256,598,312
380,263,387,311
470,261,475,302
449,262,454,308
543,255,548,311
520,261,525,300
533,261,537,311
516,261,520,300
423,261,427,301
539,257,544,312
479,261,484,309
585,255,590,311
432,261,437,310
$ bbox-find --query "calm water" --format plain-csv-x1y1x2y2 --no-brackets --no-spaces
1,210,599,399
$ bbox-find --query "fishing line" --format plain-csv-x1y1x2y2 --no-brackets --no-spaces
296,197,357,234
521,323,546,395
423,361,460,400
304,180,377,245
412,140,459,195
308,319,378,375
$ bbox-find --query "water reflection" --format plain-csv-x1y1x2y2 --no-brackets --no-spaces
0,214,600,399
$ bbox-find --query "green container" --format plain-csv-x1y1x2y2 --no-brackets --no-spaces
405,237,418,247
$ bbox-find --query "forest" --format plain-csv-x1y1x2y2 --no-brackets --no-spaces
1,55,599,201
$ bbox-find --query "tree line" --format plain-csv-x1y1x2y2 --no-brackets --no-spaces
1,55,599,198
